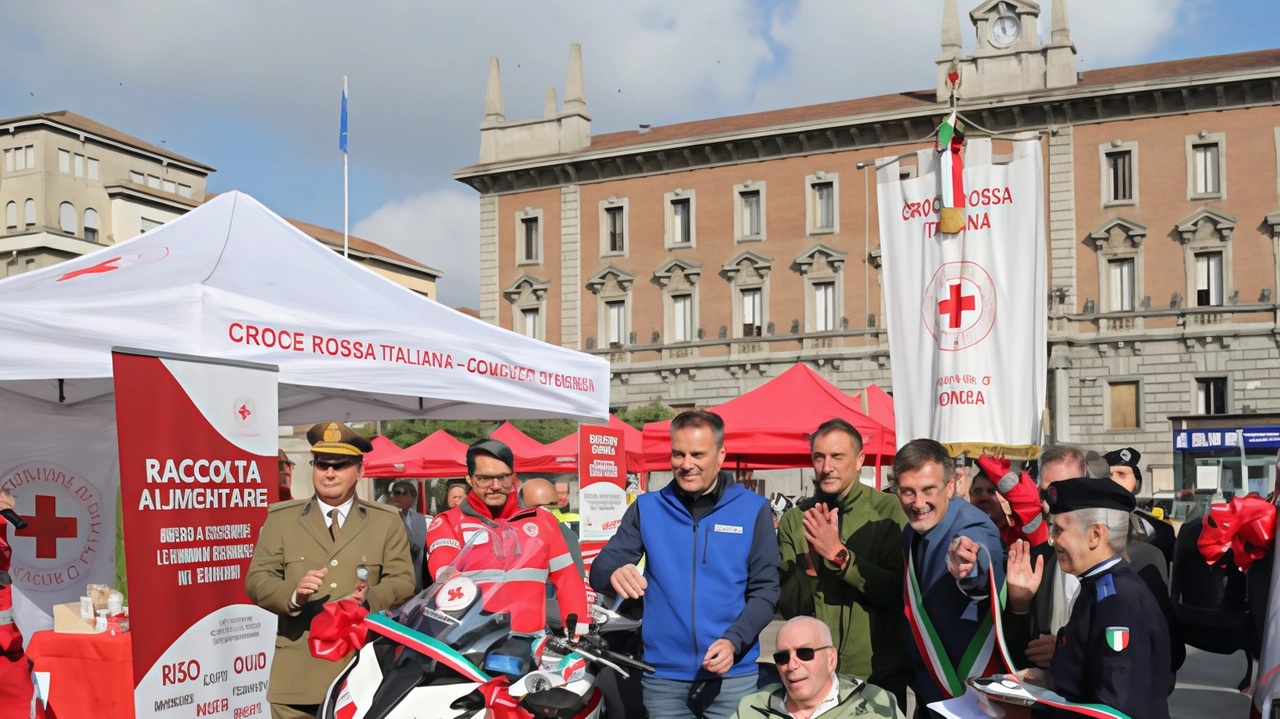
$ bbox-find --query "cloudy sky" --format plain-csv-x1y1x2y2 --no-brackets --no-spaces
2,0,1275,306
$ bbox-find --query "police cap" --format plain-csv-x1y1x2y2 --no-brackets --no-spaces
306,421,374,457
1045,477,1136,515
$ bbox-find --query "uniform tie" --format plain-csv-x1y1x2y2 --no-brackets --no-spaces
329,508,341,542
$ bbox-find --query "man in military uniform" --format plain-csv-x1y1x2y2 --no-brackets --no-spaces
1022,477,1173,719
246,422,416,719
732,617,903,719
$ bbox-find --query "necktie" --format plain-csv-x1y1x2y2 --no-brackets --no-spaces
329,508,340,542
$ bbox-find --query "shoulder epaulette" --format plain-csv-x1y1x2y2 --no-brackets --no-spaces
266,498,308,514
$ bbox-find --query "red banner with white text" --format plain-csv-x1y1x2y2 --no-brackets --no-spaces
577,426,626,573
113,350,279,719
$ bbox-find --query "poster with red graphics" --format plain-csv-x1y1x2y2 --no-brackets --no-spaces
577,426,626,574
113,349,279,719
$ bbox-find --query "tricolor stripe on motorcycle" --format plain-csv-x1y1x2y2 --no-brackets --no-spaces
364,613,491,683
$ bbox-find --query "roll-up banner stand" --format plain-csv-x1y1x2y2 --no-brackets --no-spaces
576,426,626,573
112,348,278,718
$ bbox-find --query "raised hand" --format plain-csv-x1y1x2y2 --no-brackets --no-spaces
1006,539,1044,613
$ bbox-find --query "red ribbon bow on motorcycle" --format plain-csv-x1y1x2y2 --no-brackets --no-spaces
1198,493,1277,572
308,599,371,662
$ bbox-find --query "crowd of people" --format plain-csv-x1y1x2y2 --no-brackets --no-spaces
246,413,1183,719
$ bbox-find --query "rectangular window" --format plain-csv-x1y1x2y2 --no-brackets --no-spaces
672,199,691,244
606,300,626,346
177,184,192,198
4,149,12,172
1110,381,1140,430
140,217,162,233
672,295,693,342
522,308,539,339
521,217,539,262
742,288,762,337
814,282,836,331
813,182,834,230
163,179,176,194
147,175,161,189
87,158,99,180
606,206,624,253
1106,151,1132,202
1193,143,1220,195
130,170,144,184
741,190,761,238
1197,377,1227,415
58,149,69,173
74,154,84,177
24,146,33,169
1195,252,1223,307
1108,259,1135,312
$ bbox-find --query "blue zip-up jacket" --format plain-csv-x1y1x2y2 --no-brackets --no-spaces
589,473,780,680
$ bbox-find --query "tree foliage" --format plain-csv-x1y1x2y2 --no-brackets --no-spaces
614,402,676,429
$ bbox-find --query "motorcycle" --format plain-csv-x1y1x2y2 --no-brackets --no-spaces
318,525,650,719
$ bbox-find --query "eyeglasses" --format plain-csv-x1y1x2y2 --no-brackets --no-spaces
312,459,358,471
472,473,514,487
772,646,833,666
391,489,413,497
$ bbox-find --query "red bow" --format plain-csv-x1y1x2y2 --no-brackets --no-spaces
308,599,371,661
477,676,533,719
1198,494,1277,572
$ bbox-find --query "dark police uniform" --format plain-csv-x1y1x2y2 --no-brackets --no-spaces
1041,478,1173,719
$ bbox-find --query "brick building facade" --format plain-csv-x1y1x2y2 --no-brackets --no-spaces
454,0,1280,496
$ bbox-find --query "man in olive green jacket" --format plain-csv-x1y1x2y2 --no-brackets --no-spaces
733,617,904,719
777,419,908,703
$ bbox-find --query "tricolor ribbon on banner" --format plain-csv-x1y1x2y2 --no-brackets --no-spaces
936,109,966,234
308,602,492,684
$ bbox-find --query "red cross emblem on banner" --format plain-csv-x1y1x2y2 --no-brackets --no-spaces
937,283,976,329
921,261,997,352
15,495,79,559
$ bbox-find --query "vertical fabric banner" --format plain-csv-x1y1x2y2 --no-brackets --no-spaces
877,138,1046,449
113,349,279,718
577,426,626,572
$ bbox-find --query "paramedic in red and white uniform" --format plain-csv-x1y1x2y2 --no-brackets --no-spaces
0,489,34,719
426,440,589,632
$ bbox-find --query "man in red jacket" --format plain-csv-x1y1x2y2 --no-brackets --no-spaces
0,489,35,719
426,440,588,633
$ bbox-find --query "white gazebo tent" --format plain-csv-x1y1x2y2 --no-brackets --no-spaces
0,191,609,630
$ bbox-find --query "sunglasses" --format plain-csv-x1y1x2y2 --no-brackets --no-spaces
312,459,358,471
772,645,833,666
391,489,413,497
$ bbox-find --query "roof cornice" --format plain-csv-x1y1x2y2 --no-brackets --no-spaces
6,117,213,174
455,64,1280,196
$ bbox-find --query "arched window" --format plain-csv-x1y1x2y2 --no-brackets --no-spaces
5,201,15,230
59,202,75,235
84,208,99,242
23,198,35,226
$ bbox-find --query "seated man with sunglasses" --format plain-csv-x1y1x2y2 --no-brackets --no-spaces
734,617,903,719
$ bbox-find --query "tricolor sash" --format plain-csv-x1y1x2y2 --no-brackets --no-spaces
904,552,1012,698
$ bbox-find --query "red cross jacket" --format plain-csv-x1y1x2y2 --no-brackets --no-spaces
0,515,34,719
975,455,1048,548
428,492,588,634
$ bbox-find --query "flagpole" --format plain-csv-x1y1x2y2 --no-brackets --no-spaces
342,76,349,259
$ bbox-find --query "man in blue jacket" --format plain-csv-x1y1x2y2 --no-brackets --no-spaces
893,439,1004,712
591,410,780,719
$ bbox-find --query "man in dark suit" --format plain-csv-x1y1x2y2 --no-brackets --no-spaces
389,480,428,593
893,439,1004,710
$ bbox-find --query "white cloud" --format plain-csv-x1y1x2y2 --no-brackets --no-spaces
354,189,479,308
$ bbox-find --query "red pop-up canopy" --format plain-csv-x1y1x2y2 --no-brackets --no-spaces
364,435,405,466
490,421,576,473
364,429,469,479
641,363,895,472
538,415,647,473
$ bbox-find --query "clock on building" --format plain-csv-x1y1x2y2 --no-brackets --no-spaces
990,15,1020,47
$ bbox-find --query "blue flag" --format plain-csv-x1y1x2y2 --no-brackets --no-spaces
339,80,348,152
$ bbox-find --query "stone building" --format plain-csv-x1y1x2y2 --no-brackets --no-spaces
454,0,1280,497
1,110,441,297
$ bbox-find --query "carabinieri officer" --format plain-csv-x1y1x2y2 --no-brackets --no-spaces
1033,477,1173,719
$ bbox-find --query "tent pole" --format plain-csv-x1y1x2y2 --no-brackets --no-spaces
875,449,882,491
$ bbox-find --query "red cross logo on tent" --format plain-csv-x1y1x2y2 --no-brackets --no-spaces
56,246,169,282
937,283,976,329
921,261,997,351
14,495,79,559
57,256,123,282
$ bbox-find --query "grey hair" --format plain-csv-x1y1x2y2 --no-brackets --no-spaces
1070,508,1130,553
779,615,833,647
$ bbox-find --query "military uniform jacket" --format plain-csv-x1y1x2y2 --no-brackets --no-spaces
1049,559,1173,719
245,496,416,704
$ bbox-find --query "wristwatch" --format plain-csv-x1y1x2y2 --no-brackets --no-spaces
833,548,851,570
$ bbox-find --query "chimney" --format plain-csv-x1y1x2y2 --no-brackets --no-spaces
563,43,588,117
483,56,504,123
543,85,558,118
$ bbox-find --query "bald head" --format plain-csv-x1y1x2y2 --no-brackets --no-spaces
777,616,833,648
521,478,558,509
